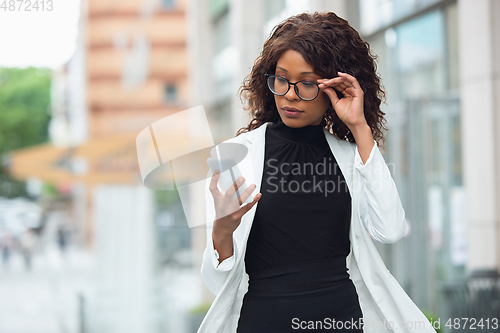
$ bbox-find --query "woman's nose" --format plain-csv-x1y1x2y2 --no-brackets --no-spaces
285,85,299,101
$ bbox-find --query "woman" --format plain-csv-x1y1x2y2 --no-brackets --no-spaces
199,12,436,333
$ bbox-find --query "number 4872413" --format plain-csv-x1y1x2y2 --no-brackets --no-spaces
445,318,498,330
1,0,54,11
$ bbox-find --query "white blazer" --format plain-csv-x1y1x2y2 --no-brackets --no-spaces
198,121,437,333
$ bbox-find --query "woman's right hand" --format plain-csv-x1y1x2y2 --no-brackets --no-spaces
209,170,262,236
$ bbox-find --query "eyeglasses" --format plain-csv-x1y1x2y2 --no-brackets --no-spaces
265,74,320,101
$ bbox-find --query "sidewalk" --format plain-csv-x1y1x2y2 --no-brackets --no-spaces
0,245,94,333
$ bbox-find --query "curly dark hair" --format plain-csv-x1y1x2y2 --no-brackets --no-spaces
236,11,388,151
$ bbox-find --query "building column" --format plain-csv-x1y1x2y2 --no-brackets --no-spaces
231,0,265,132
458,0,500,273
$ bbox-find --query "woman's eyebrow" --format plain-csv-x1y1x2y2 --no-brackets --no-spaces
276,66,316,75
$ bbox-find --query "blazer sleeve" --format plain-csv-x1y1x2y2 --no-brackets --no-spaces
200,170,238,296
354,140,406,243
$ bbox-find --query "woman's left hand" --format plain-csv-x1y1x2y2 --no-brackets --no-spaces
317,72,367,130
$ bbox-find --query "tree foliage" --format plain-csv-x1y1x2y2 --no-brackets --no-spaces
0,67,52,198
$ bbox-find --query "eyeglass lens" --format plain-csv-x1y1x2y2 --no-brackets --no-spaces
267,75,319,100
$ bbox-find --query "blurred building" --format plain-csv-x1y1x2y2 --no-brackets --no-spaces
356,0,500,321
10,0,204,332
188,0,500,325
73,1,196,332
86,0,189,137
18,0,192,248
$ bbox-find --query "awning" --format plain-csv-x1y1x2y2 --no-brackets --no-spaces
6,132,217,187
7,135,141,185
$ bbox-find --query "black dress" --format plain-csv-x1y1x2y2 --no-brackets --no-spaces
237,117,364,332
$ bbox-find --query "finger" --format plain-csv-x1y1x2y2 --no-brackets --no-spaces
325,78,356,97
334,82,350,92
233,183,243,205
209,170,222,196
319,85,340,107
339,84,358,98
224,176,245,201
319,80,347,89
318,76,349,85
338,72,362,91
239,192,262,215
319,78,349,92
236,182,257,205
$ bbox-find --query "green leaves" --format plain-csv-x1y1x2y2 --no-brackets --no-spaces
0,67,51,197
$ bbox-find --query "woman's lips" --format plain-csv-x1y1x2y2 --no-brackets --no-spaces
282,107,303,118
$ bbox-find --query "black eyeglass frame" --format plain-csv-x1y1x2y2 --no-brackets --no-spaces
264,74,321,101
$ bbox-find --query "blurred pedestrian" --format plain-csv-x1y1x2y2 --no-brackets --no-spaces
1,231,14,269
57,225,69,254
20,228,36,271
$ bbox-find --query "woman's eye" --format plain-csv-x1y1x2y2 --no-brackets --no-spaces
277,77,288,83
302,82,316,87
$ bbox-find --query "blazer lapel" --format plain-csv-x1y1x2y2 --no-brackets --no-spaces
322,128,355,196
322,128,359,262
237,122,267,234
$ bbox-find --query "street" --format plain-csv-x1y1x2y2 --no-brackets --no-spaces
0,245,94,333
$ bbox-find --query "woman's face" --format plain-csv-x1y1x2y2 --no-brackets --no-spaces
273,49,330,127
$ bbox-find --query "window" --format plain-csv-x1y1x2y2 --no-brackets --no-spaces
209,0,229,21
265,0,285,21
164,84,177,103
161,0,175,9
366,5,462,319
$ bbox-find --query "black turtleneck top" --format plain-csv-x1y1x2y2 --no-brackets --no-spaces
244,117,352,275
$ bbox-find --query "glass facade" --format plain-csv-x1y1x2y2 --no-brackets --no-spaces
209,2,235,141
360,0,445,35
364,1,462,317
